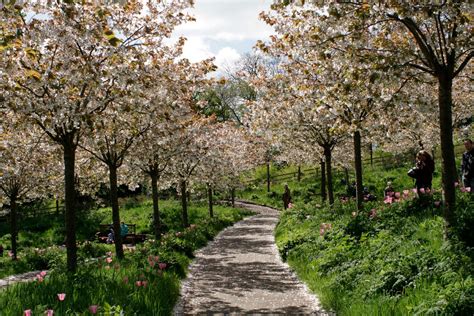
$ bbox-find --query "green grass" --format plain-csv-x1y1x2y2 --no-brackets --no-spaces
241,162,474,315
0,197,253,315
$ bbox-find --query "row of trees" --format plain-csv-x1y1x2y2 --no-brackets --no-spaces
245,1,472,230
0,1,263,271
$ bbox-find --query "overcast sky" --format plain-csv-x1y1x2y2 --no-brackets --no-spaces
171,0,274,72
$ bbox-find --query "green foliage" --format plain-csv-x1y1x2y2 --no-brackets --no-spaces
242,161,473,315
0,198,251,315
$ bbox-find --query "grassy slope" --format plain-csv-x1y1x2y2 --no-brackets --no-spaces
240,163,474,315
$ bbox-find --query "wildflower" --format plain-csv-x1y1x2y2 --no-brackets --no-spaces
158,263,167,270
45,310,54,316
89,305,99,314
36,275,44,283
24,310,32,316
57,293,66,301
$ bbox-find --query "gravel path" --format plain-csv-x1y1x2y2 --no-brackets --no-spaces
174,201,328,315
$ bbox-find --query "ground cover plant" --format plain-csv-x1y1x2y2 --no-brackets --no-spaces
0,197,253,315
243,162,474,315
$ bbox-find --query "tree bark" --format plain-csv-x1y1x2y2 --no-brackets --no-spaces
109,164,124,259
320,158,326,202
438,73,456,231
63,141,77,272
266,162,271,192
354,130,363,210
369,143,373,167
323,146,334,205
207,183,213,218
231,188,235,207
10,196,18,261
180,180,189,227
150,171,161,239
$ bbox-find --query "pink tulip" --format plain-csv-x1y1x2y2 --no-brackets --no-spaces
89,305,99,314
384,197,393,204
136,281,142,287
454,182,459,187
8,251,13,257
36,275,44,283
106,257,112,264
46,309,54,316
288,203,293,208
434,201,441,208
57,293,66,301
40,271,47,277
24,310,32,316
395,192,401,198
158,263,167,270
142,280,148,288
412,188,418,193
467,187,472,192
419,188,425,194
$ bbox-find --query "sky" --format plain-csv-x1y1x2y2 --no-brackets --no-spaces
171,0,275,72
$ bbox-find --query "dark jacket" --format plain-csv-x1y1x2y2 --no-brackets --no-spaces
408,159,434,190
461,149,474,182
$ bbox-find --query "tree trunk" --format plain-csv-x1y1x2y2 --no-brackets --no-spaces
109,165,124,259
10,196,18,261
266,162,271,192
150,171,161,239
323,147,334,205
438,73,456,232
180,180,189,227
297,165,302,182
63,141,77,272
344,167,350,192
369,143,373,167
231,188,235,207
320,159,326,202
207,183,213,218
354,130,363,210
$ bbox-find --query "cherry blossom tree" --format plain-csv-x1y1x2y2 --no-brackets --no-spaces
271,0,473,229
1,0,194,271
0,111,54,260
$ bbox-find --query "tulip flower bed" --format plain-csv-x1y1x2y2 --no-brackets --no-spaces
274,190,474,315
0,202,253,315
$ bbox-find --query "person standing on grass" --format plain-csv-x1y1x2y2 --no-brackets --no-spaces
282,184,292,210
461,138,474,193
408,150,435,193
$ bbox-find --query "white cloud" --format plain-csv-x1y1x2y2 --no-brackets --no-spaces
214,47,241,70
171,0,274,66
